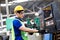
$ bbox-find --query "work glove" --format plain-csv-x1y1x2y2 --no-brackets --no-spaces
38,30,45,34
25,24,28,27
38,29,51,34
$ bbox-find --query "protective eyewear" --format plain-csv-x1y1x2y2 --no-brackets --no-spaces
17,10,24,14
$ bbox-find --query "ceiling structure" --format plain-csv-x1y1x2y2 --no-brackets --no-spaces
0,0,54,4
1,0,54,13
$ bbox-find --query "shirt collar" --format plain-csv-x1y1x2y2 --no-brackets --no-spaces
15,17,23,21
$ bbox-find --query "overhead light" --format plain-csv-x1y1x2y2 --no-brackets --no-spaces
1,4,6,7
1,4,12,7
15,0,28,2
12,0,28,3
9,1,13,4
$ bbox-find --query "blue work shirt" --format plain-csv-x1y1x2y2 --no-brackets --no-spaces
13,17,24,40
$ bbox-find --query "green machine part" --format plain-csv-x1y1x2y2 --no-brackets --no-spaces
6,17,28,40
26,17,33,28
34,17,40,30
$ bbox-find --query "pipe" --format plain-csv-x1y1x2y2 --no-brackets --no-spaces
5,0,9,18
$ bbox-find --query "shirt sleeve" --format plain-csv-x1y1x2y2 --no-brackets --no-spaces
13,20,22,29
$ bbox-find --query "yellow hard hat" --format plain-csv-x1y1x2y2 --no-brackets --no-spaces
43,6,51,10
14,5,24,13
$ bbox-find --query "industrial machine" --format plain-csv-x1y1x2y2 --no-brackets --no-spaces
26,17,33,28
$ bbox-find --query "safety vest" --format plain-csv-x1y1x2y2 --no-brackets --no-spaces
6,17,28,40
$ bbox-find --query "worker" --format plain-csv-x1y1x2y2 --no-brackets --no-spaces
13,5,45,40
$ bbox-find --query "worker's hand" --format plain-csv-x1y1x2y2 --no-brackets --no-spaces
38,30,45,34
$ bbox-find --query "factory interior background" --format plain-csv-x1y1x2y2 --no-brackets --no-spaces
0,0,60,40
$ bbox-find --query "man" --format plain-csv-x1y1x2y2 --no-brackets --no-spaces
13,5,44,40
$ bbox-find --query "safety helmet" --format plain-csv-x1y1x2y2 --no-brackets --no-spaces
14,5,24,13
43,6,51,10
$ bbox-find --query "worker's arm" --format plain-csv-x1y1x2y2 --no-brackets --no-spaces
13,19,38,33
19,26,38,33
13,19,45,33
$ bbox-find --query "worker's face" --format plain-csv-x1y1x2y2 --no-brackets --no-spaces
16,10,24,18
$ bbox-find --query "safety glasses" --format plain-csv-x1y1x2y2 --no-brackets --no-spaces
17,10,24,14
